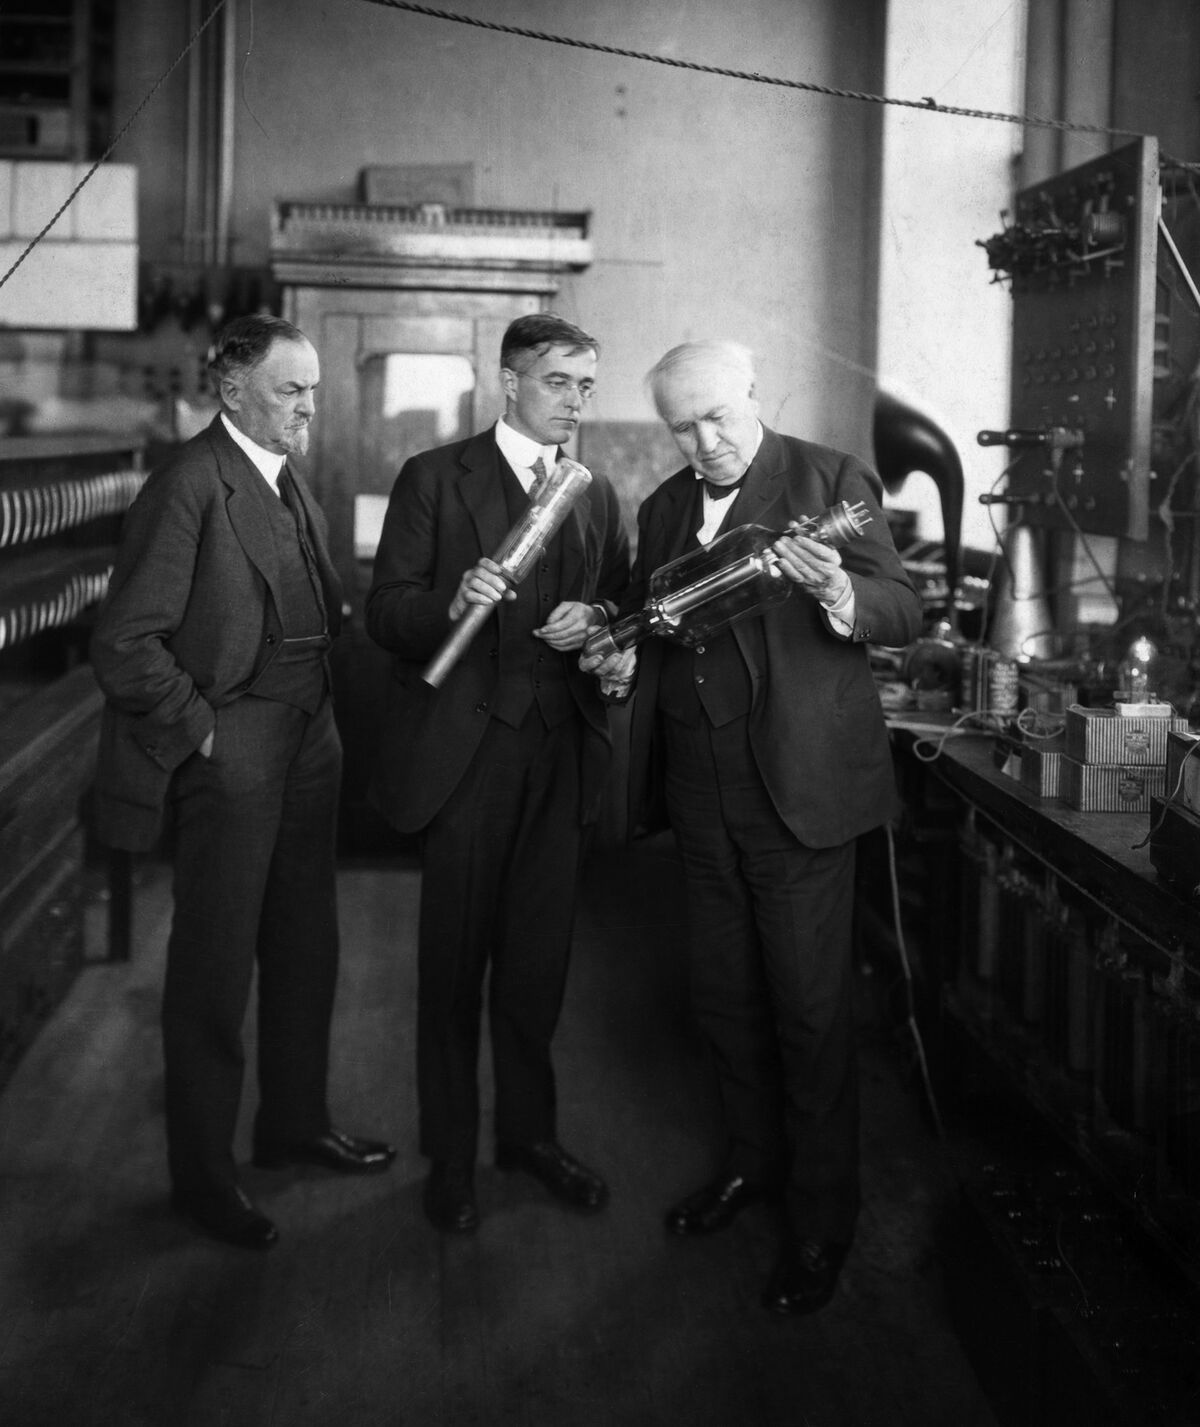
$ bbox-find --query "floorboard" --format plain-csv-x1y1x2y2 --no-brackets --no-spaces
0,835,998,1427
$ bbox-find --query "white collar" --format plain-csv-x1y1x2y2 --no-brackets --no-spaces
495,417,558,486
221,412,287,491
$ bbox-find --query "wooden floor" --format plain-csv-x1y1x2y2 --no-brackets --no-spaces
0,834,999,1427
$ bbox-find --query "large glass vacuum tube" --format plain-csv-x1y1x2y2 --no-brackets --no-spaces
584,500,871,661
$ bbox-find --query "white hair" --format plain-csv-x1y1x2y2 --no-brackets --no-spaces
646,341,757,414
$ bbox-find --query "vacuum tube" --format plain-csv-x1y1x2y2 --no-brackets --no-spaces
584,500,871,661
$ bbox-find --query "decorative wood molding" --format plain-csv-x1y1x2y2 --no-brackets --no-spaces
270,202,593,293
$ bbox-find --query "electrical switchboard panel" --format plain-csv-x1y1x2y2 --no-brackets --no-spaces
980,137,1159,540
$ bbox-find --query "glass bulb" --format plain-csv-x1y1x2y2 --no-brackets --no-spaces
1117,635,1157,702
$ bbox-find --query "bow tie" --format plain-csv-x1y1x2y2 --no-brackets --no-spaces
701,476,743,501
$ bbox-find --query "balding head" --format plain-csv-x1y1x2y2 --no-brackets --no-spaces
647,341,761,487
647,341,756,417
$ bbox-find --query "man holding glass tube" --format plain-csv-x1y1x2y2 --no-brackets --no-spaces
585,340,922,1314
366,314,630,1234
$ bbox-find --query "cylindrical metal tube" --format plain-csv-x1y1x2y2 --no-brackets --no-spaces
656,551,777,624
421,458,593,687
421,603,491,690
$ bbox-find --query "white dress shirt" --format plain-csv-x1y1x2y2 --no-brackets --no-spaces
495,418,558,494
221,412,287,495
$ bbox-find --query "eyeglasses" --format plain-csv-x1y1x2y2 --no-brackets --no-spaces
523,374,597,402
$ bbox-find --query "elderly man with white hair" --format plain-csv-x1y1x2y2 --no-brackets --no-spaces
589,340,921,1315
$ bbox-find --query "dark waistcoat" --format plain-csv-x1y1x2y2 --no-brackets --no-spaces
246,470,329,714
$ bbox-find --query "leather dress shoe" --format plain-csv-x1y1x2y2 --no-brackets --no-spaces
496,1140,609,1212
762,1239,848,1316
665,1173,766,1235
423,1161,479,1234
253,1128,396,1174
171,1184,279,1250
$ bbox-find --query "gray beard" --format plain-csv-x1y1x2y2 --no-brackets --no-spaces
280,425,310,457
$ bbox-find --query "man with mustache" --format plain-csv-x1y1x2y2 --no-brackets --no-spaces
367,313,629,1234
91,314,394,1251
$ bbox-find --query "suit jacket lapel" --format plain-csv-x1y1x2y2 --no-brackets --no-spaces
458,429,511,560
651,472,700,565
727,425,788,530
726,427,790,676
210,418,284,611
453,431,517,643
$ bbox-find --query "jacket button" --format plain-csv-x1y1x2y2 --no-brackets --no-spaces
475,700,488,713
266,633,277,645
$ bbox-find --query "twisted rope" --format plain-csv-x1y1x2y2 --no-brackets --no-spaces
0,0,230,294
356,0,1148,141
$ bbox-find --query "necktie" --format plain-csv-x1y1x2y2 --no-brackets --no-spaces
278,468,328,631
278,466,298,515
529,456,549,503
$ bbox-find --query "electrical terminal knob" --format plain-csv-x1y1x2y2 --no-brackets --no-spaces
789,499,871,546
977,427,1084,451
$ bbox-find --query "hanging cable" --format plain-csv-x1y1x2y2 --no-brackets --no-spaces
0,0,231,295
5,0,1178,295
885,822,944,1139
355,0,1151,144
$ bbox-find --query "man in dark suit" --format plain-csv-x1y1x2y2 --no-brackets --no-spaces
589,340,921,1314
366,313,630,1234
91,314,394,1251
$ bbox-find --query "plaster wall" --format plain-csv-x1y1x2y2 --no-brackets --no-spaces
115,0,888,458
877,0,1026,553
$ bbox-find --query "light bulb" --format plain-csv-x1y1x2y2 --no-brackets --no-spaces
1117,636,1157,702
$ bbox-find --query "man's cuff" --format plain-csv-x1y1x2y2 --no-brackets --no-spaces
821,576,856,638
